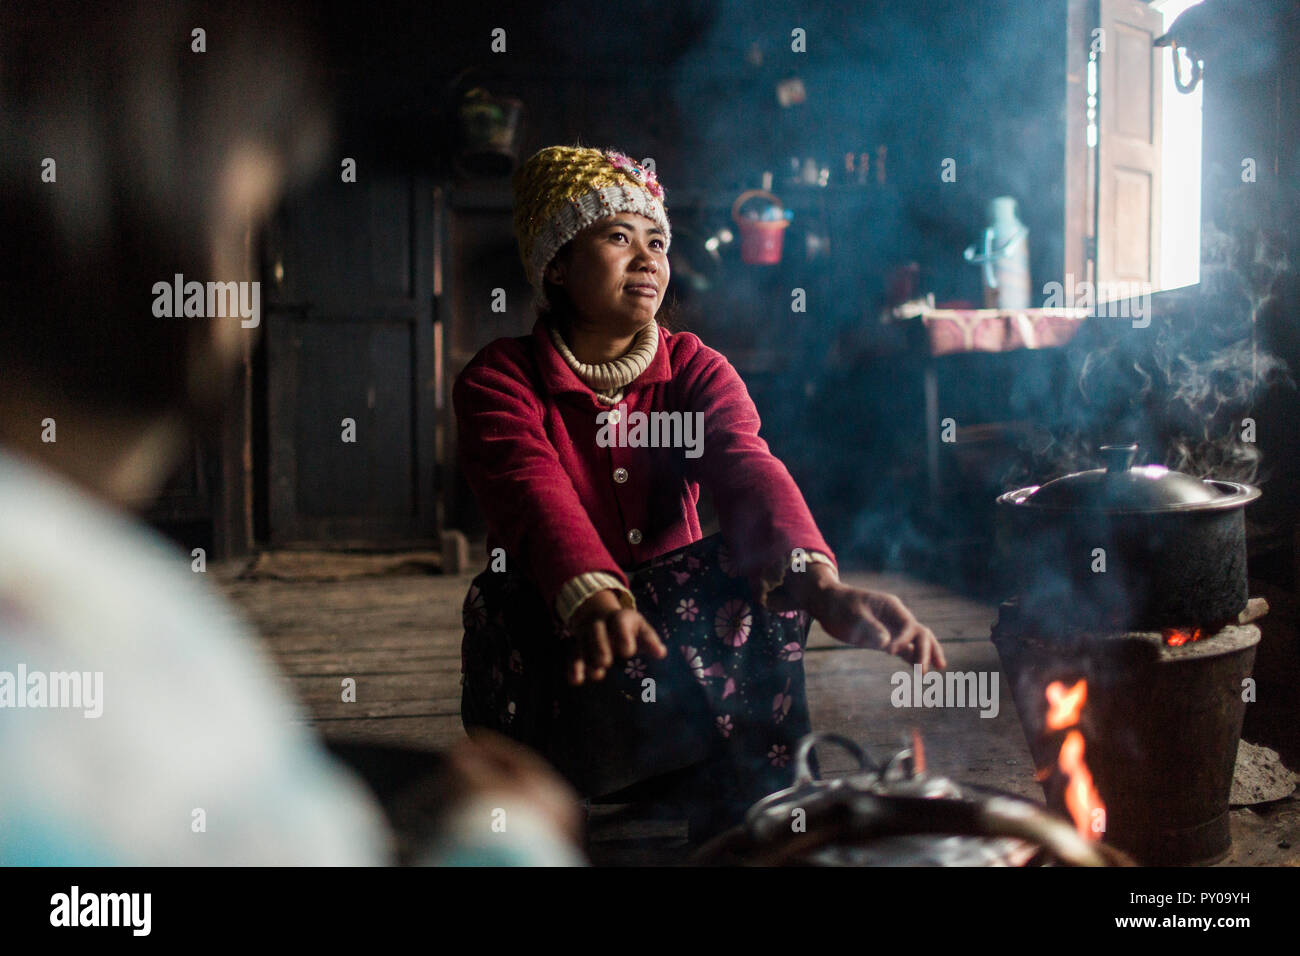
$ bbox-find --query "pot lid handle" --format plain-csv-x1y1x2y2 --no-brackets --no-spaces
1099,443,1139,473
793,732,877,784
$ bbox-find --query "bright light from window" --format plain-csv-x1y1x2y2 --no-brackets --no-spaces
1086,56,1098,149
1153,0,1203,291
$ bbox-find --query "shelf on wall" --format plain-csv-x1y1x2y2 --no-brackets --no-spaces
670,183,901,211
443,179,902,211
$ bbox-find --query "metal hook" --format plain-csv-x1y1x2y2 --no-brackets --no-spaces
1172,43,1203,95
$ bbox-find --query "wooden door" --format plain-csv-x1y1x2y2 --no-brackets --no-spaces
1096,0,1164,289
262,173,439,547
439,183,538,537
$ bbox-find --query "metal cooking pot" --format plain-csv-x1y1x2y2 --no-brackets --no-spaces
996,444,1259,630
690,733,1124,866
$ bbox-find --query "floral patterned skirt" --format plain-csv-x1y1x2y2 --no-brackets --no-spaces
460,533,813,819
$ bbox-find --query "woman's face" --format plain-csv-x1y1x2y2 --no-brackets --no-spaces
545,213,669,333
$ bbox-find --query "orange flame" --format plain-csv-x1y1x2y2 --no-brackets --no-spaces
1058,730,1103,839
1044,679,1087,730
1042,679,1105,841
1162,627,1203,647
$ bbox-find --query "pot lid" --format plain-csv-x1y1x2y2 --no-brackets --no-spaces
1003,444,1260,513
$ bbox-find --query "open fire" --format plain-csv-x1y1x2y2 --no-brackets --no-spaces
994,598,1264,864
1039,679,1105,841
1045,678,1086,730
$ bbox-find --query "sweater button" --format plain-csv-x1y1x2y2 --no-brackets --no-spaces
613,467,628,483
627,528,643,545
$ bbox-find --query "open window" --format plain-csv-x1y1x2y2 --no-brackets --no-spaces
1150,0,1203,290
1066,0,1204,293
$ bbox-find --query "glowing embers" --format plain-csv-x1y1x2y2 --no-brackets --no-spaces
1162,627,1204,647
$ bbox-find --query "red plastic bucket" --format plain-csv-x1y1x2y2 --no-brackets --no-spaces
732,189,789,265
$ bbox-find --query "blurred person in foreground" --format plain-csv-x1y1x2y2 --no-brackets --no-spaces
0,0,581,866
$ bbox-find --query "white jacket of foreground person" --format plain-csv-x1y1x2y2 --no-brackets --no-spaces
0,449,582,867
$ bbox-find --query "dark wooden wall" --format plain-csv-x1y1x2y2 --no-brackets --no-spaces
1199,0,1300,562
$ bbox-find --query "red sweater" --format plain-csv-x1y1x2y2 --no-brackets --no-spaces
453,319,836,614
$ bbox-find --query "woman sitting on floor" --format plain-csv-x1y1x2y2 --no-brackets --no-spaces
454,144,945,838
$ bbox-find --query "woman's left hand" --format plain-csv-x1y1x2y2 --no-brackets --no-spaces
769,565,945,671
810,583,946,671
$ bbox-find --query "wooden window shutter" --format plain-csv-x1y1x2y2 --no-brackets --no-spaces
1096,0,1164,289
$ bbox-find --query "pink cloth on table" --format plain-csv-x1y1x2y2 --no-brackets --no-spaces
921,308,1091,357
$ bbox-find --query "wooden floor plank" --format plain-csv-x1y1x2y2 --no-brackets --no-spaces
296,715,466,750
288,672,463,701
303,699,462,719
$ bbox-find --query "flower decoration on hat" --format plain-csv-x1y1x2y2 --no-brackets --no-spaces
605,150,664,200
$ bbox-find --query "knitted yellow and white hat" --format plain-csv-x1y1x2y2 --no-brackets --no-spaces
512,145,671,310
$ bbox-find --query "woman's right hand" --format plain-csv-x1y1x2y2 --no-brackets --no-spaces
566,589,667,685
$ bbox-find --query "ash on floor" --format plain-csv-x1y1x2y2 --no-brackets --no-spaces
1231,740,1297,805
